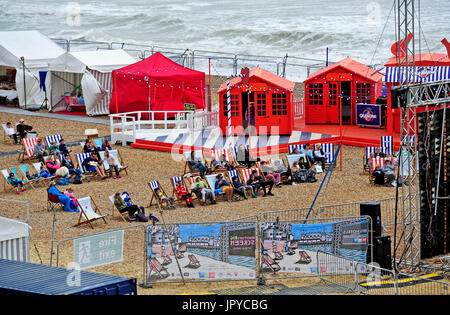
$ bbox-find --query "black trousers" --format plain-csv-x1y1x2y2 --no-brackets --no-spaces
259,180,274,194
119,205,145,216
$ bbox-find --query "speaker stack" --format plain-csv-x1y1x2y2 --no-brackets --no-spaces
360,202,392,270
417,109,450,259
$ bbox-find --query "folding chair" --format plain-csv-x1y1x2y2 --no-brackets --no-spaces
47,188,64,212
44,134,62,153
381,136,394,156
108,195,129,223
75,153,98,179
1,169,16,192
74,196,108,229
232,145,253,169
210,148,235,171
146,257,170,280
370,157,387,185
19,164,42,187
99,150,128,176
170,176,196,204
183,150,206,175
2,124,16,144
288,144,305,154
148,180,171,209
295,251,312,264
227,169,242,187
205,173,228,199
240,167,264,184
262,254,281,273
185,254,201,269
319,143,335,164
285,154,307,170
9,167,35,189
18,138,39,162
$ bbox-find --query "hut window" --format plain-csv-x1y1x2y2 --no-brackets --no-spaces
356,83,371,104
256,93,267,116
272,93,287,116
329,83,337,105
309,83,323,105
223,94,240,117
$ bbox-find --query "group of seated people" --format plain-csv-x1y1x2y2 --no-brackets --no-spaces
4,119,33,145
113,191,159,223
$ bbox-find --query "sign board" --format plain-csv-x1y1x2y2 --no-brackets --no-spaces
73,230,124,270
184,103,196,112
326,73,353,82
356,103,382,128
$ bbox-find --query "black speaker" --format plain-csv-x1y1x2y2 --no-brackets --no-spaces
391,86,407,109
360,202,382,237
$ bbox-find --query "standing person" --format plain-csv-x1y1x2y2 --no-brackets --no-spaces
16,119,33,140
175,180,195,208
7,172,26,194
104,150,121,179
4,122,19,144
214,174,234,202
192,176,216,206
113,192,147,221
33,138,48,161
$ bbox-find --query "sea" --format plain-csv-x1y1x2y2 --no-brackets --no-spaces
1,0,448,80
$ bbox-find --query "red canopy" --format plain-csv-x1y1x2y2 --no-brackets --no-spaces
109,52,205,115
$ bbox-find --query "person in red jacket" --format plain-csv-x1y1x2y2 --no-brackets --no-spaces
175,180,195,208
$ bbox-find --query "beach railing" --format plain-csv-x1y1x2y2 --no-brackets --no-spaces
294,99,304,119
187,110,220,131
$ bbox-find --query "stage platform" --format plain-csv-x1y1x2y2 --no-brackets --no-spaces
127,118,400,155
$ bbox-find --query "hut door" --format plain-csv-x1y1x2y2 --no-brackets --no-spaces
341,81,352,124
254,92,270,135
327,83,339,124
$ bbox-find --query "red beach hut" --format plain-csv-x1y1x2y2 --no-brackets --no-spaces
304,57,383,125
217,67,295,135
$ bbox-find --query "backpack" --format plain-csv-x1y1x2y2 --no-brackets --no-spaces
73,175,82,185
57,177,69,186
136,212,148,222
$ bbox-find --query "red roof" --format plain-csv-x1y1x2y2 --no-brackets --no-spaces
385,53,450,67
304,57,384,83
218,67,295,93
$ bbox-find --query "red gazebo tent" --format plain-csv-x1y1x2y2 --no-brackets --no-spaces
217,67,295,135
304,57,383,125
109,52,205,116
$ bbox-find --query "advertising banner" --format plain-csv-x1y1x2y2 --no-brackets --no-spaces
356,103,382,128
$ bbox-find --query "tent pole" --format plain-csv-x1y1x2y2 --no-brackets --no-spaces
339,81,343,171
21,57,27,110
208,58,212,112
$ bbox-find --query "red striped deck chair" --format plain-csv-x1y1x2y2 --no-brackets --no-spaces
171,176,197,204
18,137,39,162
240,167,263,185
370,157,387,184
146,257,170,281
210,148,235,171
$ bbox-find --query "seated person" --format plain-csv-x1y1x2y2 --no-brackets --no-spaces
298,157,317,183
367,152,376,170
33,139,48,160
191,176,216,206
83,140,98,156
16,119,32,140
155,187,175,209
4,122,19,144
7,172,26,194
49,141,60,156
64,187,80,210
292,147,300,155
247,170,274,197
113,192,147,221
58,138,71,156
260,161,282,187
102,139,112,151
272,159,290,179
382,159,395,186
81,155,107,179
214,173,235,202
25,170,40,183
372,164,385,186
235,144,254,168
39,165,52,178
175,180,195,208
48,181,78,212
232,176,256,199
314,144,327,169
187,151,211,178
212,154,234,170
104,150,121,179
374,147,386,158
61,153,82,177
45,159,61,175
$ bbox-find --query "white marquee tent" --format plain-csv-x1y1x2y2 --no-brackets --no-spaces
0,217,31,262
49,50,137,116
0,30,66,109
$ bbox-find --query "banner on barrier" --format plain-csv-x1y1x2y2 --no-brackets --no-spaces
145,222,257,282
260,219,369,274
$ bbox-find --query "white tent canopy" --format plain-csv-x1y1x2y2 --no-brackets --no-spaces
49,50,136,116
0,30,66,109
0,217,31,262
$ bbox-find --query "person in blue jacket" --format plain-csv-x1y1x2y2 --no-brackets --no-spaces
48,181,78,212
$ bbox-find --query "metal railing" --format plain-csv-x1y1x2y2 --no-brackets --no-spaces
293,99,304,119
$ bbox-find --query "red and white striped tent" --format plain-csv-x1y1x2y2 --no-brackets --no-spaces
48,50,136,116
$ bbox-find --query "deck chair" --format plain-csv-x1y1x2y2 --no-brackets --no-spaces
9,167,35,189
295,251,312,264
146,257,170,280
75,153,98,179
93,138,103,150
381,136,394,156
240,167,264,184
1,169,16,192
232,145,254,169
170,176,196,204
185,254,201,269
318,143,335,164
32,162,55,184
210,148,236,171
370,157,387,185
108,195,129,223
262,254,281,273
273,250,283,261
47,188,65,212
2,124,16,144
183,150,206,175
99,150,128,176
19,164,43,187
148,180,171,209
75,196,108,229
227,169,242,188
288,144,306,154
18,137,39,162
44,134,62,153
205,173,228,199
285,153,308,170
286,247,295,256
162,255,172,266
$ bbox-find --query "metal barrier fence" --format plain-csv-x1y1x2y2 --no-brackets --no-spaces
260,207,312,223
0,198,31,224
56,225,147,284
317,251,449,295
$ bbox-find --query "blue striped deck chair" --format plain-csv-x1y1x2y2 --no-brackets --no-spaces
402,135,415,147
318,143,335,163
75,153,93,174
289,144,305,154
44,134,62,152
148,180,169,208
99,150,128,176
9,167,35,189
227,169,241,188
381,136,394,156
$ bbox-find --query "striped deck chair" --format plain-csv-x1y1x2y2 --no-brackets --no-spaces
18,138,38,162
148,180,170,208
147,257,170,281
289,144,306,154
227,169,241,188
364,147,387,174
170,176,196,204
75,153,93,174
44,134,62,153
75,196,108,229
99,150,128,176
9,167,35,189
381,136,394,156
183,150,206,175
370,157,387,185
320,143,335,164
402,135,415,147
108,195,129,222
210,148,235,171
240,167,263,185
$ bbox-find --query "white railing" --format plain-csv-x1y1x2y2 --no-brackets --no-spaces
187,110,220,131
294,99,304,119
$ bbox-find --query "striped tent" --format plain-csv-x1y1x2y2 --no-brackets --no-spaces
385,66,450,83
0,217,30,262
